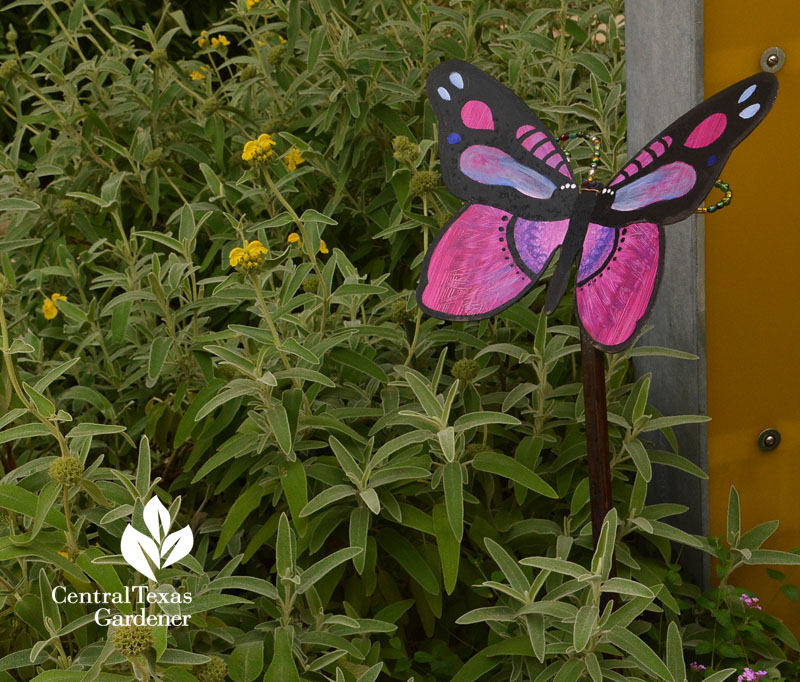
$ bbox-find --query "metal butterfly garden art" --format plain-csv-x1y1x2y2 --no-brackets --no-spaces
416,60,778,352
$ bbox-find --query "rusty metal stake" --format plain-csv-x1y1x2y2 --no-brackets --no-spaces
579,329,614,549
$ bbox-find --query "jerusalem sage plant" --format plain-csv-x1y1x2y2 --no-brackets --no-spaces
0,0,799,681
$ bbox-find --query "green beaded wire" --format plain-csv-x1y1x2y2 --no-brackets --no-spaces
557,131,601,182
695,180,732,214
556,132,732,211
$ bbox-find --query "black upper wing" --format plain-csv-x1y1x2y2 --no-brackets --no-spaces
427,60,579,221
591,72,778,227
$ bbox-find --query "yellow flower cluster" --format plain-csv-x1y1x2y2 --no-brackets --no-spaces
229,240,268,272
42,293,67,320
288,233,328,254
190,65,209,80
197,30,230,48
246,0,261,8
242,133,276,163
283,147,305,172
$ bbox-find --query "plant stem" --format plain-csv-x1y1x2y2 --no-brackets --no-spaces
0,302,70,458
62,486,79,558
260,169,330,332
405,195,429,366
249,274,293,374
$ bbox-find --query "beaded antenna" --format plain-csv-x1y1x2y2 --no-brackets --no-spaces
417,60,778,352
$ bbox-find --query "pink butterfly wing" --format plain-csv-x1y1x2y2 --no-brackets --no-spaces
575,222,663,351
594,71,778,227
417,204,535,320
511,217,570,275
428,60,579,223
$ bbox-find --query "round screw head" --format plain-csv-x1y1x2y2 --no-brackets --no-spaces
757,428,781,452
761,47,786,73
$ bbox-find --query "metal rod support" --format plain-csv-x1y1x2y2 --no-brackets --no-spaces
579,330,614,547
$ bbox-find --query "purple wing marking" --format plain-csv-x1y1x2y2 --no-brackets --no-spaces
419,204,531,318
577,223,617,281
460,145,557,199
576,222,661,350
521,132,547,150
556,162,572,178
608,136,673,187
610,162,696,211
516,130,573,180
634,150,654,169
512,218,569,275
461,100,494,130
685,113,727,148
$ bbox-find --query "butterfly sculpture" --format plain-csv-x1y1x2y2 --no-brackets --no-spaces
416,60,778,352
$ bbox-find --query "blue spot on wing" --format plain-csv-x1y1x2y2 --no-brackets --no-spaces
707,154,717,166
739,103,760,119
448,132,461,144
437,87,450,101
738,84,757,103
449,72,464,89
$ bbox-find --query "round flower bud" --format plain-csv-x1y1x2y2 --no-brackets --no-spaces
302,275,320,294
5,28,18,44
409,170,438,197
142,148,163,169
49,456,83,487
149,48,168,66
56,198,77,216
451,358,479,382
0,60,18,81
392,136,418,166
199,96,218,116
267,44,286,65
239,64,258,81
465,443,492,457
112,624,154,657
390,299,413,324
196,656,228,682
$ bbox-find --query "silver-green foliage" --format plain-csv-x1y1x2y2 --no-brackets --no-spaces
1,0,799,681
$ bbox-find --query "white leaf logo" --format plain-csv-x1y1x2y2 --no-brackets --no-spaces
161,526,193,567
121,497,194,581
143,497,171,543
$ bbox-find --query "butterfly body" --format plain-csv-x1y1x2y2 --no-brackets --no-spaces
545,189,598,314
417,60,778,351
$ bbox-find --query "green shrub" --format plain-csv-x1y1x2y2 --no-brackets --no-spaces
0,0,798,681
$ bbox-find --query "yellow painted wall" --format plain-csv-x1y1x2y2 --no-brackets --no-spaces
705,2,800,629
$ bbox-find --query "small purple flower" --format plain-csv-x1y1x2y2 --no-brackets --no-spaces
739,593,763,610
737,668,767,682
690,661,707,671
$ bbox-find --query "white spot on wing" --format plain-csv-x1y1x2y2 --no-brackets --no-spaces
738,84,757,103
437,87,450,101
449,72,464,89
739,103,760,119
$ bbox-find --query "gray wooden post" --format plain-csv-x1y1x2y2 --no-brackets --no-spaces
625,0,709,585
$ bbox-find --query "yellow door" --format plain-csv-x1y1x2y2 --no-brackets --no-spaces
705,1,800,630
